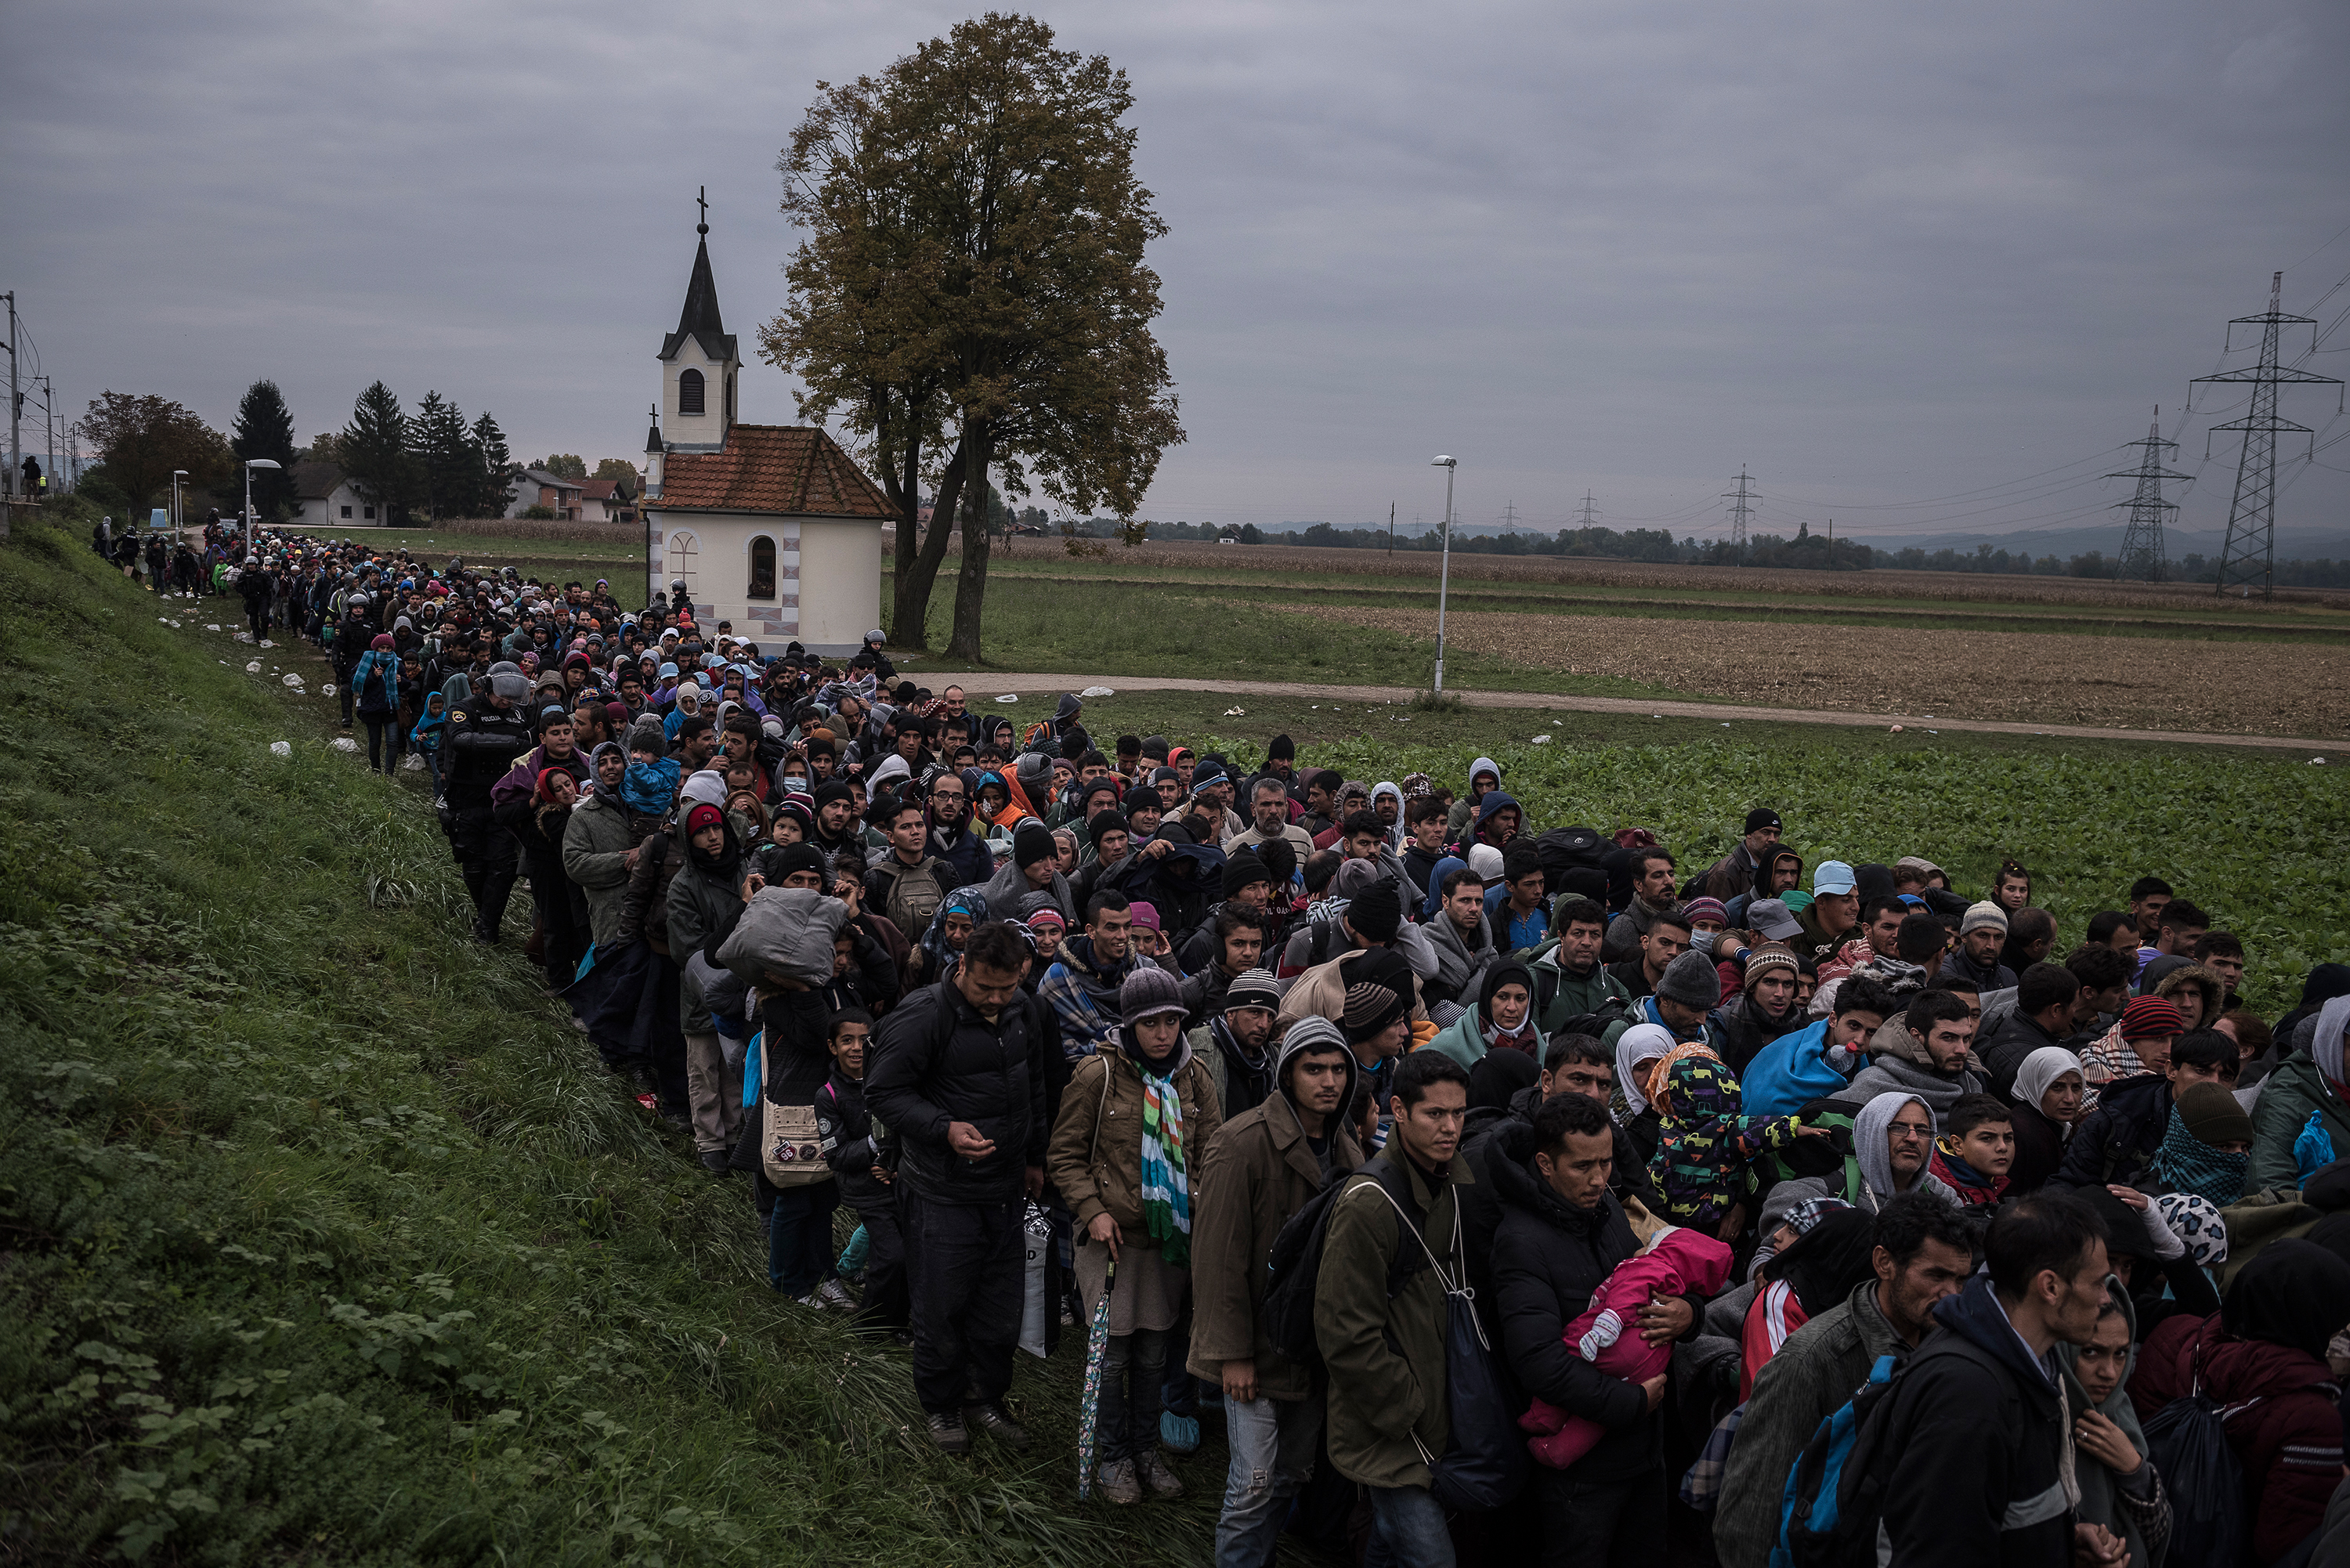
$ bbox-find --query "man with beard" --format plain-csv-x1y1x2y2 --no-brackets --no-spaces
1038,891,1141,1060
1696,807,1783,905
808,779,862,861
1602,847,1681,963
1232,775,1314,862
1941,901,2017,990
1186,967,1284,1119
1608,904,1692,1005
1422,862,1500,1011
1714,942,1808,1072
921,771,992,889
1834,990,1985,1120
1531,897,1632,1035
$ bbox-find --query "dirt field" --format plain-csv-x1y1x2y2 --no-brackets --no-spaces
945,537,2350,614
1265,602,2350,739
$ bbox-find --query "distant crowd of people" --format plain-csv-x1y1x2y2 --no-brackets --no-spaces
197,525,2350,1567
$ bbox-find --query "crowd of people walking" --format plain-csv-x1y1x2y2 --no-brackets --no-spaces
183,522,2350,1567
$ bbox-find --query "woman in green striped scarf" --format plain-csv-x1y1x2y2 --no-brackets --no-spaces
1047,966,1224,1505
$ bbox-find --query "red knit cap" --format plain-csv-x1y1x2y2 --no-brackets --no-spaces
2119,996,2184,1040
685,802,726,835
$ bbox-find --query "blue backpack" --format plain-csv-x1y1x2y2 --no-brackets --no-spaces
1772,1351,1909,1568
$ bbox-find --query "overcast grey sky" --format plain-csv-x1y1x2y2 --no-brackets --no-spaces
5,0,2346,544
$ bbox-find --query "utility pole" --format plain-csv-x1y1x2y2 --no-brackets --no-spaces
39,376,55,497
1430,456,1458,695
2106,407,2189,583
1388,500,1394,555
1723,468,1755,552
1500,500,1518,532
2193,273,2342,598
1574,491,1599,530
5,292,16,500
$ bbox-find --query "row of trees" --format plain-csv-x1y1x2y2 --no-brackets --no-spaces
333,382,515,523
762,13,1183,661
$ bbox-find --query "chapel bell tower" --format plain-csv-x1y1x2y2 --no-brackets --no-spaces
657,187,739,456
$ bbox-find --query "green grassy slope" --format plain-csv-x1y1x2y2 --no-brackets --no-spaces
0,512,1232,1566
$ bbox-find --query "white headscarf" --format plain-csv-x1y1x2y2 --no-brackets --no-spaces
1616,1024,1675,1116
2013,1046,2084,1118
2316,994,2350,1089
678,768,728,808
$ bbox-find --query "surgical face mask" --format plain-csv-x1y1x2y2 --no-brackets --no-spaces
1690,930,1717,953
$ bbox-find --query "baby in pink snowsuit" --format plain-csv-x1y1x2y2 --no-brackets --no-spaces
1517,1222,1734,1469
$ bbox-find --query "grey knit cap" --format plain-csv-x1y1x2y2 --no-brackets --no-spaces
1120,965,1188,1028
1655,948,1721,1010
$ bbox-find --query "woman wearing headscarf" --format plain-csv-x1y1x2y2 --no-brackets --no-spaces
663,680,704,743
521,766,588,990
911,885,989,988
2250,994,2350,1190
2056,1282,2171,1568
1423,959,1539,1069
2005,1046,2084,1195
2131,1238,2350,1564
1613,1023,1673,1165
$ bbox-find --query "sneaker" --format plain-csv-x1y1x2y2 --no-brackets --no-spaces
793,1292,824,1310
1094,1458,1141,1505
925,1412,971,1455
1159,1411,1201,1454
815,1278,858,1313
960,1397,1032,1453
1138,1450,1185,1499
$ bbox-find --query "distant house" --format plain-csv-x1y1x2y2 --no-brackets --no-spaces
503,469,587,520
580,476,637,523
288,461,386,527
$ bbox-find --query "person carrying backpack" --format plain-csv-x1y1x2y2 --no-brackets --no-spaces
1877,1193,2127,1568
1186,1016,1361,1566
862,794,954,941
1313,1049,1473,1568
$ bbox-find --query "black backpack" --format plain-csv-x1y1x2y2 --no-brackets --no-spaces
1534,826,1607,885
2141,1353,2251,1568
1776,1349,1912,1568
1260,1158,1425,1364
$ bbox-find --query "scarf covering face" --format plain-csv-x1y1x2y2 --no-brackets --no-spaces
1134,1042,1191,1266
2150,1106,2249,1209
1617,1024,1675,1116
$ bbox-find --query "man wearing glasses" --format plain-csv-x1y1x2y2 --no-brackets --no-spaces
923,771,993,889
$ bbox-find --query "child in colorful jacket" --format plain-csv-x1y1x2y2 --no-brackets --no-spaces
1642,1040,1817,1233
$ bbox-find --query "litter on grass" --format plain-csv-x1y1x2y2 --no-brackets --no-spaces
995,694,1019,703
330,736,360,753
1079,685,1115,699
269,741,292,757
281,674,305,688
1531,735,1553,744
246,660,262,673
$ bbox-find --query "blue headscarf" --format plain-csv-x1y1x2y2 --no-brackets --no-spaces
919,885,990,976
620,757,678,815
1423,854,1468,921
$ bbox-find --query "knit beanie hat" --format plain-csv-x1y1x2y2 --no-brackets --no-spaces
1347,880,1404,942
1224,967,1282,1013
1267,734,1296,762
2175,1081,2256,1147
685,802,725,835
1742,942,1801,990
1089,811,1130,849
1342,982,1405,1043
1656,948,1722,1010
1223,849,1272,898
1119,965,1188,1028
2120,996,2185,1040
1960,901,2009,938
1013,821,1056,869
1466,844,1505,883
1683,897,1730,928
1744,807,1783,835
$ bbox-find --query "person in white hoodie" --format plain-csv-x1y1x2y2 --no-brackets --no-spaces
1444,757,1502,842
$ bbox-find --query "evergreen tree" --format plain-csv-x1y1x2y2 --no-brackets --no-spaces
339,381,415,523
409,392,477,521
471,412,513,517
230,379,299,521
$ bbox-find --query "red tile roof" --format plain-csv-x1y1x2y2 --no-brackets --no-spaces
654,425,892,520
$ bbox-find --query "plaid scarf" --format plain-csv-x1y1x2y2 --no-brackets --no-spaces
1138,1066,1191,1266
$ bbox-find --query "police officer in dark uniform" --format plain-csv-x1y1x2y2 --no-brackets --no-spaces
443,665,534,943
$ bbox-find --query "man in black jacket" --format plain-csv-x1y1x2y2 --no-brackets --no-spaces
2048,1027,2236,1190
441,668,534,943
865,921,1049,1456
1491,1093,1701,1567
1879,1194,2122,1568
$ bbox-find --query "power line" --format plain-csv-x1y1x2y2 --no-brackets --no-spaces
2105,407,2189,583
1722,468,1755,551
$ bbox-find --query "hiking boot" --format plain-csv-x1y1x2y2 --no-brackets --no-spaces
1159,1411,1201,1454
925,1412,971,1455
628,1066,658,1098
815,1278,859,1313
1138,1450,1185,1499
1094,1458,1141,1505
960,1399,1031,1453
698,1151,731,1175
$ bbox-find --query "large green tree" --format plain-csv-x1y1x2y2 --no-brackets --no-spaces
230,380,298,521
339,382,414,523
764,12,1182,658
472,413,514,516
537,453,587,482
409,392,479,521
74,392,230,522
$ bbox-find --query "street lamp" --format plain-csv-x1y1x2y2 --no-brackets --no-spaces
171,469,187,534
242,459,280,556
1430,456,1457,695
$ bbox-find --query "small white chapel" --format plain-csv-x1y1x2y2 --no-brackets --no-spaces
640,201,889,655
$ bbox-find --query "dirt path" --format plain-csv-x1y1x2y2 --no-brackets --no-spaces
902,670,2334,752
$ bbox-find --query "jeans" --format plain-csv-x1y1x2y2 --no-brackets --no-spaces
1095,1327,1170,1465
361,714,396,771
1216,1394,1323,1568
1364,1483,1454,1568
848,1199,909,1331
766,1180,839,1296
1532,1466,1664,1568
682,1030,743,1154
901,1190,1025,1414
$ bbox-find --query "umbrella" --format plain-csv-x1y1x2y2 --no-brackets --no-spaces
1075,1255,1118,1499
